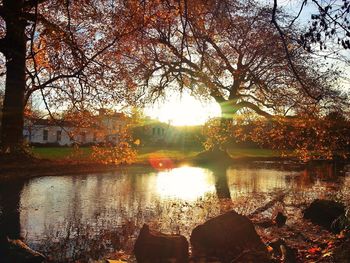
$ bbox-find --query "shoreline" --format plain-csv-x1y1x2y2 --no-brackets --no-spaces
0,154,347,183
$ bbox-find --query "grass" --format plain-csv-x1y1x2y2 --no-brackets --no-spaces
227,148,281,158
31,145,282,163
136,146,201,163
32,147,92,160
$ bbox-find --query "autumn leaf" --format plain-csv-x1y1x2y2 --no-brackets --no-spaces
134,139,141,145
308,246,321,254
322,251,333,258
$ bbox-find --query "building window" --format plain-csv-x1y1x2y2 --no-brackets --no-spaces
152,127,156,135
93,132,97,142
162,128,165,135
43,130,48,141
56,130,62,142
157,127,161,135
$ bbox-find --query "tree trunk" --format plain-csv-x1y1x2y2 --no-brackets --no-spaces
220,100,237,120
0,0,27,153
216,101,236,151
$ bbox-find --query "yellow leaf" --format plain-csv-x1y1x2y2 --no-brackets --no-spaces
267,245,273,253
322,251,333,258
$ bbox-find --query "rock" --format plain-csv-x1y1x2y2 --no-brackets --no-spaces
134,224,189,263
303,199,345,233
275,212,287,227
268,238,297,263
0,237,45,263
254,219,275,228
190,210,269,262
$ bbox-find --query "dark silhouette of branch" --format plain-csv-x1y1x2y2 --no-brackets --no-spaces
235,100,273,119
23,0,48,9
311,0,350,37
272,0,322,102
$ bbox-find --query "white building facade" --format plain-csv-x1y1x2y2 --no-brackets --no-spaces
23,112,127,146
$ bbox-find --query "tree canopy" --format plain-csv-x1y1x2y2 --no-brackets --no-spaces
0,0,348,154
127,0,346,120
0,0,141,152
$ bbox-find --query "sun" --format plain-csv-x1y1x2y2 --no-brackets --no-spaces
145,92,221,126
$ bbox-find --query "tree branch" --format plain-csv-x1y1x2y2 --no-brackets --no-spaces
23,0,49,10
26,35,120,97
271,0,322,102
0,38,6,55
235,100,273,118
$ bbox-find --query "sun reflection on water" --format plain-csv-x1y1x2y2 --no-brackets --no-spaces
156,166,216,201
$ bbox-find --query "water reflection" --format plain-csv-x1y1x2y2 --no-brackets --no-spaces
0,180,24,240
0,162,348,262
226,168,291,194
156,166,215,200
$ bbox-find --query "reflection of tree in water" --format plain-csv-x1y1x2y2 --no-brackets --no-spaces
286,162,348,207
207,165,234,213
0,180,25,240
33,175,139,261
2,163,349,262
209,165,231,200
19,171,235,261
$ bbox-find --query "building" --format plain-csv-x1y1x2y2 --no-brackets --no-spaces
133,119,202,146
23,110,128,146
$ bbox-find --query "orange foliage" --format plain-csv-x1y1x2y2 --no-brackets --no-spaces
203,114,350,161
90,124,137,165
246,116,350,161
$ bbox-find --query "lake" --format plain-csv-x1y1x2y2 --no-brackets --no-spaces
0,161,349,262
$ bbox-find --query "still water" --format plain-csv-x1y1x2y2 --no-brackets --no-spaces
0,162,349,262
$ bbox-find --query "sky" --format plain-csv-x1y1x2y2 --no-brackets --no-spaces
144,91,221,126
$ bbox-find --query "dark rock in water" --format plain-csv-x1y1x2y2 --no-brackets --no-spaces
303,199,345,233
268,238,297,263
275,212,287,227
190,210,269,263
134,224,189,263
0,237,45,263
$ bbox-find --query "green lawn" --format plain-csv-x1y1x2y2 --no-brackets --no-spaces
32,147,92,160
227,148,280,158
31,145,281,162
136,146,201,163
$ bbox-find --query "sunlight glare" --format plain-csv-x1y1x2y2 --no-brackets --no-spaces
145,93,221,126
156,166,215,200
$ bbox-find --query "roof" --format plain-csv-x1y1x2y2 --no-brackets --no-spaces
28,118,75,127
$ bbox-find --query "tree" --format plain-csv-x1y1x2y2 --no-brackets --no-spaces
129,0,343,127
272,0,350,51
0,88,3,111
0,0,138,154
271,0,350,82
